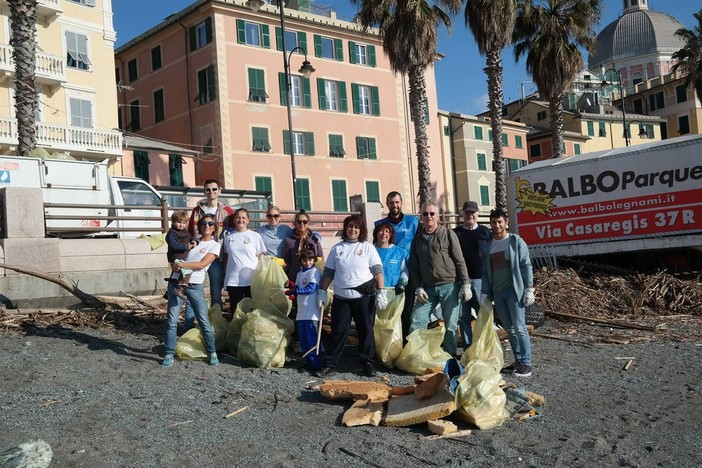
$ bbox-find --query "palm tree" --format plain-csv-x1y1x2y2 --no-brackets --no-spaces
513,0,601,158
671,9,702,105
9,0,38,156
465,0,516,211
354,0,461,205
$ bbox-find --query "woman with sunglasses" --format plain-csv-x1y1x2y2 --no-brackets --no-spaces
281,210,324,282
163,214,221,367
256,205,293,257
222,208,266,309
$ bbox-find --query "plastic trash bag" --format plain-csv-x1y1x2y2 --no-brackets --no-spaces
226,297,255,356
395,323,453,375
461,302,504,373
237,307,295,368
251,256,292,316
175,328,207,361
454,360,510,430
373,290,404,368
208,303,228,352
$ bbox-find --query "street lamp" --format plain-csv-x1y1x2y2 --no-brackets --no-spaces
625,119,649,142
246,0,315,211
601,68,630,146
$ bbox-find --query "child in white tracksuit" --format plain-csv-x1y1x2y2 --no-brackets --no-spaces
295,248,323,371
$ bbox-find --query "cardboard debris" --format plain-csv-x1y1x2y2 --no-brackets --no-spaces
384,384,455,427
414,373,448,400
390,385,416,396
319,380,391,402
342,399,384,427
427,419,458,435
414,371,442,385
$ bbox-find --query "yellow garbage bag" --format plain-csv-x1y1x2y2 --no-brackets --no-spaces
454,360,510,430
237,307,295,368
208,303,228,352
251,256,292,316
373,290,404,368
460,302,504,373
175,328,207,361
226,297,255,356
395,323,452,375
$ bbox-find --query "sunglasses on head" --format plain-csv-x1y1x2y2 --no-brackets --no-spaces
204,187,219,193
266,214,280,219
296,219,309,225
422,211,437,217
200,221,216,226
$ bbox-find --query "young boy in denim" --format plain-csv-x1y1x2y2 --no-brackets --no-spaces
295,248,323,372
166,211,197,299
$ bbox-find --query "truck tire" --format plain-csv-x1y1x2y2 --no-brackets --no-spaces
525,303,545,328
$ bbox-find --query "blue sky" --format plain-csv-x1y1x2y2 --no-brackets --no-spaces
113,0,699,115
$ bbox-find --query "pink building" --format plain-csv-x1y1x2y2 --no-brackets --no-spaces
114,0,442,214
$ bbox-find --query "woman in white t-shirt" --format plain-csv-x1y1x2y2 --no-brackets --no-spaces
163,214,221,367
315,214,386,378
222,208,266,309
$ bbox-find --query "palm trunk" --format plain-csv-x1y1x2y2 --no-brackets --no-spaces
9,0,38,156
485,49,506,211
408,64,432,205
549,94,564,158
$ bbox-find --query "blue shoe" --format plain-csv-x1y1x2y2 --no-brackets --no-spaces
162,354,174,367
514,363,532,377
209,353,220,366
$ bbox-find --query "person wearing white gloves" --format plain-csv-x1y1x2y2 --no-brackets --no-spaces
408,201,471,357
315,214,384,378
480,208,535,378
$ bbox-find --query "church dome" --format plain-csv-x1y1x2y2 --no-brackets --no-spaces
588,6,685,70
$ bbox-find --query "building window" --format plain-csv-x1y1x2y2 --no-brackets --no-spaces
501,133,508,147
649,91,664,111
129,99,140,131
586,121,594,136
66,31,90,70
365,181,380,203
515,135,523,149
474,126,483,140
574,143,581,155
283,130,315,156
479,185,490,206
252,127,271,152
314,35,343,60
236,20,270,48
69,97,92,128
190,18,213,51
477,153,487,171
443,125,450,136
678,115,690,135
153,89,165,123
276,28,306,54
169,154,184,186
317,79,347,112
644,124,655,139
127,58,138,82
529,143,542,158
348,42,376,66
151,46,162,71
134,151,150,182
329,134,345,157
356,137,377,160
537,111,547,120
509,159,521,171
599,122,607,137
248,68,267,103
633,98,643,114
197,65,216,104
351,84,380,116
255,176,273,203
279,73,311,108
332,180,348,211
69,0,96,6
296,179,311,211
676,85,687,104
488,129,493,140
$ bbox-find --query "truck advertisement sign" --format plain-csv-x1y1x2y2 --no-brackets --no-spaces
510,139,702,247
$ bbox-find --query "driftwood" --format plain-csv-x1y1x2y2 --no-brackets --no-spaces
544,309,657,331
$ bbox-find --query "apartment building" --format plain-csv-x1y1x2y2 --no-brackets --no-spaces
114,0,443,213
0,0,122,164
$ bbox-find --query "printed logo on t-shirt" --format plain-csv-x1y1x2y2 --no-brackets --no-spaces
302,278,309,285
356,249,363,256
243,238,250,244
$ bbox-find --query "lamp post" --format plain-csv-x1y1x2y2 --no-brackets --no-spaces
246,0,315,211
626,119,649,142
601,68,629,146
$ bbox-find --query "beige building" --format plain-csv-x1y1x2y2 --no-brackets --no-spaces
0,0,122,165
114,0,444,214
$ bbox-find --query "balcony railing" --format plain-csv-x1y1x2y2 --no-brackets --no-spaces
0,0,62,19
0,118,123,156
0,43,66,86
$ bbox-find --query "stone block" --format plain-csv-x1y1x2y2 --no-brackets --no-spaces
0,187,46,238
0,238,60,274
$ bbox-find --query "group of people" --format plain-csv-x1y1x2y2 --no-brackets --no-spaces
161,182,535,379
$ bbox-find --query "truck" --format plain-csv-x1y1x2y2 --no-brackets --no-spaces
506,134,702,259
0,155,165,238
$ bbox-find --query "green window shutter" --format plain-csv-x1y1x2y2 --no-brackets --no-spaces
515,135,523,148
647,124,655,138
189,26,197,51
278,72,287,106
501,133,508,146
474,126,483,140
355,136,364,158
477,153,487,171
488,129,493,140
298,32,307,54
305,132,315,155
443,125,449,136
334,38,343,61
587,121,594,136
480,185,490,206
317,78,327,110
261,24,270,48
599,122,606,137
368,45,376,67
365,181,380,202
329,134,345,157
338,81,348,112
574,144,581,155
368,138,377,159
236,19,246,44
296,179,311,211
169,155,184,186
332,180,348,211
371,86,380,116
313,35,322,57
275,27,283,50
302,77,311,108
351,83,360,114
348,41,356,64
283,129,291,155
205,17,212,43
255,176,272,192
